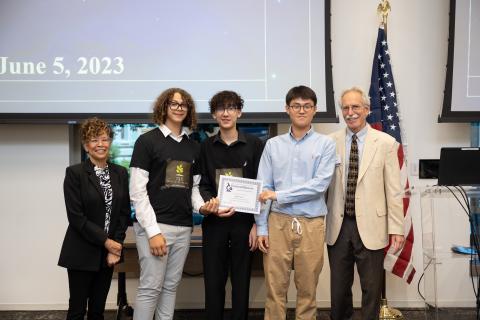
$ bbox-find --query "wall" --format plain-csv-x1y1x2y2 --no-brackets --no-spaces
0,0,474,310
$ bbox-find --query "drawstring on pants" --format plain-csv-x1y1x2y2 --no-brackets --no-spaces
291,217,303,235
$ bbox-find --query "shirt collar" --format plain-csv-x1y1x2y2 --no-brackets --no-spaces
346,124,368,142
159,124,190,139
213,130,246,145
288,126,314,141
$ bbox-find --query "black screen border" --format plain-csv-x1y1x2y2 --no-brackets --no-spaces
0,0,337,125
439,0,480,123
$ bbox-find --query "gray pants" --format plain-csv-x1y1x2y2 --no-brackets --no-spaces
133,222,191,320
327,217,384,320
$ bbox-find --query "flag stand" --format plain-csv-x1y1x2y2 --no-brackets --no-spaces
375,2,404,319
379,273,403,320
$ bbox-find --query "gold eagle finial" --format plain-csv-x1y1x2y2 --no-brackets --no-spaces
377,0,391,26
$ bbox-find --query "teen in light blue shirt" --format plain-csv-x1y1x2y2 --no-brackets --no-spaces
255,85,336,320
255,126,336,235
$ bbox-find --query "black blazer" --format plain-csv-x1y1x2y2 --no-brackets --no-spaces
58,158,130,272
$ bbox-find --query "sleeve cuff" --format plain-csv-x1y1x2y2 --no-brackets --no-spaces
388,226,404,236
275,190,286,204
256,225,269,236
145,224,161,239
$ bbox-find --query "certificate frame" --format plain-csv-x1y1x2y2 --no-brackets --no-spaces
217,175,263,214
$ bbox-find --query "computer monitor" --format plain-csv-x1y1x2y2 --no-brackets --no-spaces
438,147,480,186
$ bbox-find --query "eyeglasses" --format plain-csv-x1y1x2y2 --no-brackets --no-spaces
215,105,239,114
88,137,111,145
288,104,315,112
168,101,189,111
341,104,363,112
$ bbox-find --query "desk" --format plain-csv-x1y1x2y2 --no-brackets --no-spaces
113,225,263,319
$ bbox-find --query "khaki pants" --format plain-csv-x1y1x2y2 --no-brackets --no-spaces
263,212,325,320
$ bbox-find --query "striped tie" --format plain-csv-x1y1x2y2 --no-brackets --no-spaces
345,134,358,216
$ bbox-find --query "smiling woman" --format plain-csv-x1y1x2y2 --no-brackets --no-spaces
81,118,113,168
58,117,130,319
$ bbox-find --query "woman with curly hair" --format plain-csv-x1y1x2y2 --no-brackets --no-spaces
130,88,204,320
58,117,130,320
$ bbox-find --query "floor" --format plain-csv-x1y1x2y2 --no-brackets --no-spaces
0,308,476,320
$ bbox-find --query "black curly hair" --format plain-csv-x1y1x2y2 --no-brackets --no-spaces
152,88,197,130
208,90,244,114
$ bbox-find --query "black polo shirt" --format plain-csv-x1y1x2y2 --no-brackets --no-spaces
199,131,264,213
130,127,200,227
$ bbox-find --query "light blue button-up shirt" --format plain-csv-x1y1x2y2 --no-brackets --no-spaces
255,127,336,236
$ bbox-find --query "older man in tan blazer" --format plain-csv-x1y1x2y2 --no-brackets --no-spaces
326,87,405,320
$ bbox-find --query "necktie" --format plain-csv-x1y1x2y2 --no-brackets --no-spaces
345,134,358,216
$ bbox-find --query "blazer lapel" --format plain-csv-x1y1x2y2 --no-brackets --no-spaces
357,127,378,183
109,164,120,216
338,130,347,194
84,159,103,199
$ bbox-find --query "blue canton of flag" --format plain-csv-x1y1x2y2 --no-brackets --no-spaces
367,28,401,143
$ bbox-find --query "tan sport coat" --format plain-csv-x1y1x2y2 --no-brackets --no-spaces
326,125,404,250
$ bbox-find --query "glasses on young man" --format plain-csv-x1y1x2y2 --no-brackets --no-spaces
288,103,315,112
215,105,239,114
168,101,189,111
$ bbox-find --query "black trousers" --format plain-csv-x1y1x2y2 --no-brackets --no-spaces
327,217,384,320
66,267,114,320
202,214,253,320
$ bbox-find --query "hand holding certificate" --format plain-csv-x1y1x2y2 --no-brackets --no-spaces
217,175,263,214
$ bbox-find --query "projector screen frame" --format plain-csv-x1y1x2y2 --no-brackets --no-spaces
0,0,337,125
439,0,480,123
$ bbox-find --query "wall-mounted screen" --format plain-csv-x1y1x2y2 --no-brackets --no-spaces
440,0,480,122
0,0,335,123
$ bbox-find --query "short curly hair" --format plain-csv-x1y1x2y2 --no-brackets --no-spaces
152,88,197,130
80,117,113,144
209,90,244,114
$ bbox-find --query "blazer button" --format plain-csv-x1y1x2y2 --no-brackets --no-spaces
340,214,344,217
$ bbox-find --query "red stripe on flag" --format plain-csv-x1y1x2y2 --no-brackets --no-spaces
370,122,383,131
398,145,405,168
391,226,414,277
406,268,416,284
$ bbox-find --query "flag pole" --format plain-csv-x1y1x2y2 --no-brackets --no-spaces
376,1,404,319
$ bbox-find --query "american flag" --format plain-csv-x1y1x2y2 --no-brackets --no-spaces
367,27,416,284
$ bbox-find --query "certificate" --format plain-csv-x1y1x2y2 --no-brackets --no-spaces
217,175,263,214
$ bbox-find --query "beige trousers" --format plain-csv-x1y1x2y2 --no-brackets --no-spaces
263,211,325,320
